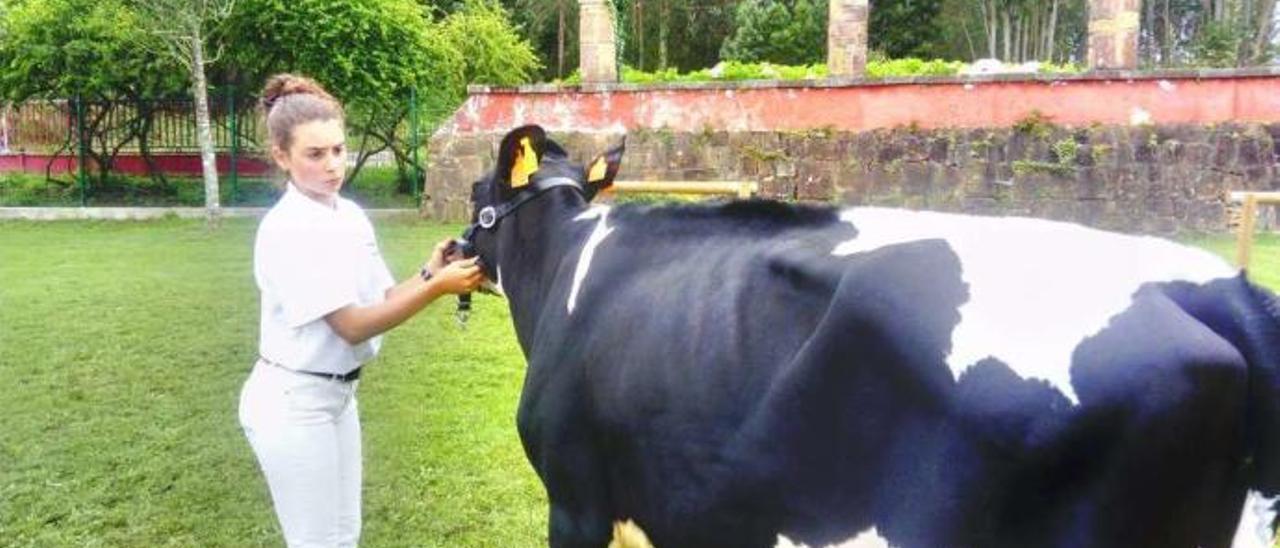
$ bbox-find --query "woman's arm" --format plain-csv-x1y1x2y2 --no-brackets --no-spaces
325,256,482,345
386,239,452,302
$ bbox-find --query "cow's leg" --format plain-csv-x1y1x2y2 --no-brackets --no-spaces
548,503,611,548
543,447,612,548
519,386,613,548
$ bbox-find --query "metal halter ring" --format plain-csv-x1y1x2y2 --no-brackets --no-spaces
478,206,498,228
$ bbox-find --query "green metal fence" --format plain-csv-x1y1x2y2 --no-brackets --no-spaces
0,88,427,207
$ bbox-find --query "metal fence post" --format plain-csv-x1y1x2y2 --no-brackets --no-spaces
409,88,421,200
74,95,87,206
228,86,239,204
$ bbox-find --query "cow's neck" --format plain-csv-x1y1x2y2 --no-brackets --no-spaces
493,191,593,351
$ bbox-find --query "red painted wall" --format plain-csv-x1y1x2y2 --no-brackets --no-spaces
436,69,1280,137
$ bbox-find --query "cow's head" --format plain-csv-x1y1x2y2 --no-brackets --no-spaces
460,124,623,285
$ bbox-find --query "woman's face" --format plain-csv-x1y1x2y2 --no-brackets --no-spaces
272,118,346,205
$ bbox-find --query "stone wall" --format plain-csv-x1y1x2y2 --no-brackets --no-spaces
424,71,1280,233
424,121,1279,234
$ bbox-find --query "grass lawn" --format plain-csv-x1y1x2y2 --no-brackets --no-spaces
0,218,544,547
1183,232,1280,291
0,220,1276,547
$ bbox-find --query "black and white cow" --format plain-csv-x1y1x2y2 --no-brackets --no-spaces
459,125,1280,548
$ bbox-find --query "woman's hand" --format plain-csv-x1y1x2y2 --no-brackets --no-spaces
424,239,452,275
431,257,484,295
329,252,483,345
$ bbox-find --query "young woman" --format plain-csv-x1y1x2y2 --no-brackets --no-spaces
238,73,482,547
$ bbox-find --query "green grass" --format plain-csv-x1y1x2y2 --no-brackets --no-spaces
1183,232,1280,290
0,166,420,209
0,218,544,547
0,220,1277,547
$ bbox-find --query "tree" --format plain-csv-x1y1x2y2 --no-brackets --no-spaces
870,0,945,58
0,0,187,187
721,0,944,62
1138,0,1276,67
130,0,235,226
509,0,577,78
225,0,463,189
440,0,544,87
930,0,1085,63
720,0,828,65
621,0,737,71
222,0,541,192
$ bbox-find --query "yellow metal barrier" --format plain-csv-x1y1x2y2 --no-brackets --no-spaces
1230,191,1280,269
607,180,759,199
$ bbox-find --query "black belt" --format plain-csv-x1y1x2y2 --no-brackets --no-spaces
260,357,361,382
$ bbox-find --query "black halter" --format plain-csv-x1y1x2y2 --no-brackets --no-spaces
460,175,586,248
449,175,585,324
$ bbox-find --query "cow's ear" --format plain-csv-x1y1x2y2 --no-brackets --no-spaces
494,125,546,192
584,137,625,200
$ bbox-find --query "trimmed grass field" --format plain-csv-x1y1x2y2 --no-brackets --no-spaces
1,219,1276,547
1184,232,1280,290
1,218,544,547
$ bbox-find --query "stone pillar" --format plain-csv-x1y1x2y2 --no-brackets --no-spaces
1087,0,1140,70
827,0,870,78
579,0,618,83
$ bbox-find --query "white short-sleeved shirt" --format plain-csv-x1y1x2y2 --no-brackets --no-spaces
254,184,396,374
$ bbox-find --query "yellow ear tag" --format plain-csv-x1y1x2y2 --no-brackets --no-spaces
511,137,538,188
587,157,608,183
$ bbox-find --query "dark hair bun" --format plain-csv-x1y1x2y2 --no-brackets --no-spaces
260,73,336,112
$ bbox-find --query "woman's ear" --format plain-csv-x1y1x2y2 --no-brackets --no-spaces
270,145,291,172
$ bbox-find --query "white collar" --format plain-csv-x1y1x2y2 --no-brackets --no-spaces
283,182,342,213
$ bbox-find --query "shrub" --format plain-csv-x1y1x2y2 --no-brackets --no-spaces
0,169,417,208
0,172,79,206
556,58,1079,85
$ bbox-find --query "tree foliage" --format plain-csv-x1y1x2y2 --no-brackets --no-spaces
1141,0,1277,67
720,0,828,65
221,0,465,186
718,0,948,64
870,0,945,58
439,0,544,86
0,0,184,101
505,0,578,78
0,0,187,187
218,0,538,187
620,0,738,71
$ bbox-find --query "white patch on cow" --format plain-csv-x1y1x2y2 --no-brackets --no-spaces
483,265,505,297
1232,490,1279,548
776,527,893,548
832,207,1235,404
568,206,614,315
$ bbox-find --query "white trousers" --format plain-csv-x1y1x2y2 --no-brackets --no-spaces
239,360,362,548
